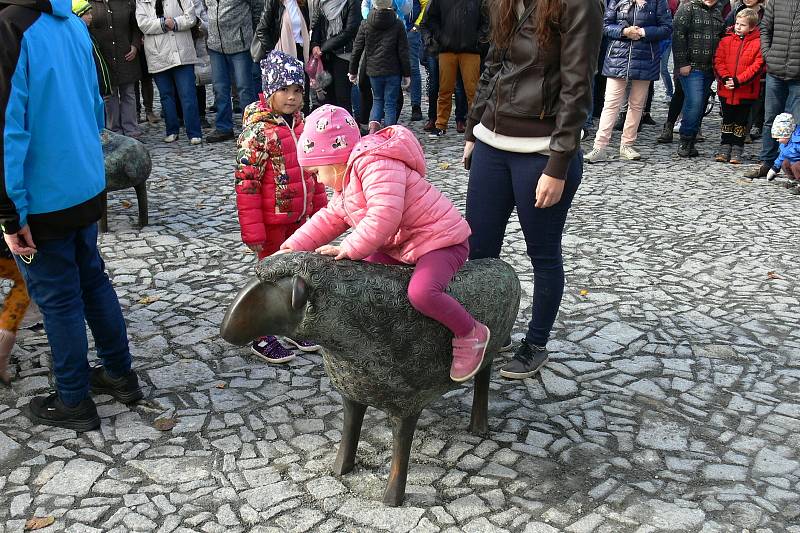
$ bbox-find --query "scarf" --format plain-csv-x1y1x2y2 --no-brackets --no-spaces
277,0,310,63
310,0,348,39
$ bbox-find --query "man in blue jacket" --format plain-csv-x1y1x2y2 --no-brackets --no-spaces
1,0,142,431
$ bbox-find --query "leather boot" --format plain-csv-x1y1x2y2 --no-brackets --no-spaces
657,122,674,144
677,136,698,158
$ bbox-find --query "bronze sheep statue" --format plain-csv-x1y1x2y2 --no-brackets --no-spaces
220,252,521,506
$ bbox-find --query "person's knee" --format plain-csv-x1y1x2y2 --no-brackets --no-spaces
407,281,440,313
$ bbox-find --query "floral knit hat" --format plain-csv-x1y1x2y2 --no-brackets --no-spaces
296,105,361,166
771,113,796,139
260,51,305,98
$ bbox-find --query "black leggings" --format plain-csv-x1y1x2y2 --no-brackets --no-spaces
322,55,352,114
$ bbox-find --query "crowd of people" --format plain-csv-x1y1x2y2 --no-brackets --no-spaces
0,0,798,435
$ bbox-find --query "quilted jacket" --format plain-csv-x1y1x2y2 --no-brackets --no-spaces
760,0,800,80
603,0,673,81
672,0,726,72
282,125,471,263
235,95,328,246
714,28,764,105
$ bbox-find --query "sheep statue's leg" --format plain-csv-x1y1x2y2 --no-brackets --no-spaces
468,363,491,436
134,183,148,227
333,396,367,476
383,412,421,507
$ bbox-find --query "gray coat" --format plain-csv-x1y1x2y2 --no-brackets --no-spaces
205,0,262,55
760,0,800,80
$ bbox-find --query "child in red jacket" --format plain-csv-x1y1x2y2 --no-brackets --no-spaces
235,50,328,363
713,8,764,164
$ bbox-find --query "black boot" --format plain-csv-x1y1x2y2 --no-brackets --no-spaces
641,113,657,126
657,122,674,143
677,136,698,158
410,105,423,121
90,366,144,404
29,393,100,432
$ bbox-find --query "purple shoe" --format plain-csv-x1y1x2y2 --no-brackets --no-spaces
251,336,295,364
282,337,322,352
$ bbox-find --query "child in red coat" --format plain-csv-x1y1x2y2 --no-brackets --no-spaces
235,50,328,363
713,8,764,164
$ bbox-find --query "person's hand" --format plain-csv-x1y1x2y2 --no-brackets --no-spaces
3,225,36,256
165,17,176,31
623,26,641,40
766,168,778,181
679,65,692,77
247,242,264,254
534,174,565,209
463,141,475,169
401,77,411,89
316,244,349,260
312,46,322,58
125,45,138,61
348,73,358,84
725,79,735,90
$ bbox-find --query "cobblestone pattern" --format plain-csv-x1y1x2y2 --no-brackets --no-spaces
0,90,798,533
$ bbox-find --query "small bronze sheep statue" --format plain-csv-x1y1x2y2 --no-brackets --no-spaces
220,252,521,506
100,129,151,232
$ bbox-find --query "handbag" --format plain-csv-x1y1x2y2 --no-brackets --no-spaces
251,33,267,62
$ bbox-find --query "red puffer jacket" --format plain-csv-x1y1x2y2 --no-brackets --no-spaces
714,28,764,105
235,95,327,248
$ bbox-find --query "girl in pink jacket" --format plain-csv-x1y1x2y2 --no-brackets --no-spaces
280,105,489,382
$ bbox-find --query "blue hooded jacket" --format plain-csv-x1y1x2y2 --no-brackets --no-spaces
602,0,673,81
1,0,105,237
774,125,800,171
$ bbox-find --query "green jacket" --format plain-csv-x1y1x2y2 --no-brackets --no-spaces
672,0,726,72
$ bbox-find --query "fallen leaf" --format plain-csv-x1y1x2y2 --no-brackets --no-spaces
25,517,55,531
120,200,133,209
153,417,177,431
438,163,450,170
579,289,589,296
138,295,160,305
767,271,781,280
215,383,226,389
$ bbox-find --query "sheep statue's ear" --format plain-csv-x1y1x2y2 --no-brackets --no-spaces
291,275,308,311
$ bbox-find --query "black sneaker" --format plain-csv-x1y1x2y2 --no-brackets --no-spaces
428,128,446,138
206,130,235,143
29,393,100,432
410,105,423,122
499,341,549,379
640,113,657,126
90,366,144,404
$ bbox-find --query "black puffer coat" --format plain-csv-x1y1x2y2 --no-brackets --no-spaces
760,0,800,80
421,0,488,54
88,0,142,86
349,9,410,77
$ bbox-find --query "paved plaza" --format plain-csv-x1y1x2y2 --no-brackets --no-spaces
1,93,799,533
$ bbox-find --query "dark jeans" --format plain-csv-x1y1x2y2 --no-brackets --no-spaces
679,70,715,138
424,54,466,123
153,64,203,139
208,49,257,133
759,74,800,163
15,224,131,406
369,75,402,125
358,71,404,125
322,54,352,114
466,141,582,347
747,80,765,133
720,98,752,146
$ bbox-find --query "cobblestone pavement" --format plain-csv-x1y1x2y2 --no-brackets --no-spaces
1,89,799,533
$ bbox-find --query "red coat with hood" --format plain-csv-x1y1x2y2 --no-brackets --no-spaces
714,27,764,105
235,95,327,251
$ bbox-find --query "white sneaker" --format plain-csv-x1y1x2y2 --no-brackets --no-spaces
164,134,177,143
673,120,681,133
585,146,608,163
189,137,202,145
619,144,641,160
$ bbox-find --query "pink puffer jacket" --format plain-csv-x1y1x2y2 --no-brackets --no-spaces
282,125,471,263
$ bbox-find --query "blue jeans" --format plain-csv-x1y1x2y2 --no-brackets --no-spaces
369,75,402,125
425,54,467,122
15,224,131,406
760,74,800,163
153,65,202,139
660,39,673,99
678,70,714,138
466,141,582,347
209,50,257,133
407,29,422,107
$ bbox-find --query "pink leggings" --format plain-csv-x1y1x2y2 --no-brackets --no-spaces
365,240,476,337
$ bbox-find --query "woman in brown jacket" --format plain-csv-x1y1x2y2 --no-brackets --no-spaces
463,0,603,380
88,0,143,137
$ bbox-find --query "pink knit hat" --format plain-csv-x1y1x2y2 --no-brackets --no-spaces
297,105,361,166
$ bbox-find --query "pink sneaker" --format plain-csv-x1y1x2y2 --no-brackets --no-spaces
450,321,490,382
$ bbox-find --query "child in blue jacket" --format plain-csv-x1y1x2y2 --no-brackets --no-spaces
766,113,800,195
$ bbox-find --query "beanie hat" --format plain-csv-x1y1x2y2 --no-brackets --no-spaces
373,0,393,9
772,113,796,139
72,0,91,17
297,105,361,166
260,50,305,98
